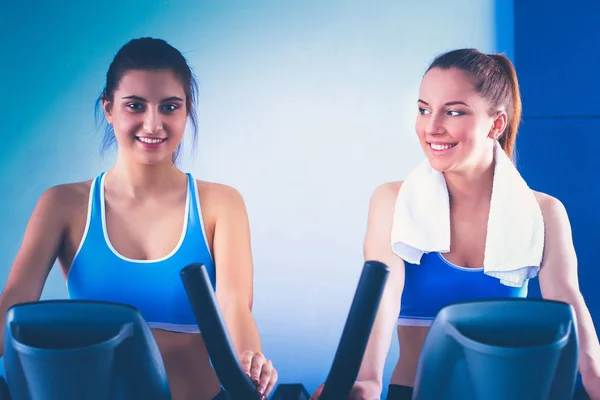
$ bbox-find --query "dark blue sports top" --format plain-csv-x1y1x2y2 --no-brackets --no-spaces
398,252,528,326
67,172,215,333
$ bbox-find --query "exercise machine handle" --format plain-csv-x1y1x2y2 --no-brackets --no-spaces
180,264,260,400
319,260,390,400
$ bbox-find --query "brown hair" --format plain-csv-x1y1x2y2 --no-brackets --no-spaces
427,48,522,160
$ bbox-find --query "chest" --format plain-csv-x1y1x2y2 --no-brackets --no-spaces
445,208,490,269
104,195,189,261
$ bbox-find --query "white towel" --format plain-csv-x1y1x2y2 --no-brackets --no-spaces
391,141,545,287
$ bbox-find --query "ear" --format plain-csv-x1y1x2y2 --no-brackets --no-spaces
101,94,114,125
488,111,508,140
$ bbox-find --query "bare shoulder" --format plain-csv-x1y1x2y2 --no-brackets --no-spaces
532,191,574,247
54,180,92,200
532,190,570,224
370,180,404,207
365,181,404,231
364,181,407,272
531,193,577,276
37,180,92,215
195,180,246,211
20,180,93,252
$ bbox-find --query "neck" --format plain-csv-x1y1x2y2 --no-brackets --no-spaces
108,153,184,198
444,152,495,209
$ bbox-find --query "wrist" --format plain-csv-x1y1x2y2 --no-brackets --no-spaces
580,357,600,385
356,378,382,392
581,346,600,371
582,367,600,385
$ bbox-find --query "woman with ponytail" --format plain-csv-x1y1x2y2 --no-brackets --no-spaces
312,48,600,400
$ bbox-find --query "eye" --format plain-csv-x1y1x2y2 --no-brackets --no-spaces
447,110,464,117
418,107,431,115
161,104,179,112
126,103,144,111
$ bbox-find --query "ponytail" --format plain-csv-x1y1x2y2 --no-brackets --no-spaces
488,54,522,160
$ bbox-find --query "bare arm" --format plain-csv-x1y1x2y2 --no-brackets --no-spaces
536,194,600,398
356,182,406,391
211,184,276,397
212,185,261,354
0,187,67,356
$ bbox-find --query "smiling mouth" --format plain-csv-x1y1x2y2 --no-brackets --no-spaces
136,137,167,144
429,142,457,151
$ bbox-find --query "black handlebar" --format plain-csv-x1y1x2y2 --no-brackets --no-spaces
180,264,260,399
319,260,389,400
0,376,10,400
180,260,389,400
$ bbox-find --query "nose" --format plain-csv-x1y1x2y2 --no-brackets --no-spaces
143,108,163,134
424,113,445,136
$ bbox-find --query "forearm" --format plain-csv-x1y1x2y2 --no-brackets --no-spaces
357,285,402,387
0,287,40,357
356,314,397,389
545,290,600,379
222,303,262,356
570,295,600,379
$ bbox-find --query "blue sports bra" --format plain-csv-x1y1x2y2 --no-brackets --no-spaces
67,172,215,333
398,252,529,327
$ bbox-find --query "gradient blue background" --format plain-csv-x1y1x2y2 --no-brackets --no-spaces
514,0,600,335
3,0,595,398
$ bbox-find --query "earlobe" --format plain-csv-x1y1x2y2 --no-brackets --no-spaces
488,112,508,140
488,128,503,140
487,125,502,140
102,97,113,124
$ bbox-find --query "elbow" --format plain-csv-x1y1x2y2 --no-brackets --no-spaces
540,279,584,309
0,287,38,314
547,291,585,312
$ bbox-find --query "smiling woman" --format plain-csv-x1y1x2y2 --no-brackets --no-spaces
103,69,188,164
96,38,199,164
310,48,600,400
0,37,277,400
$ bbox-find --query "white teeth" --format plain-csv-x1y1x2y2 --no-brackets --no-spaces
138,137,164,144
430,143,456,151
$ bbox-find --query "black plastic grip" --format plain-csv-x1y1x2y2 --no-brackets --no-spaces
180,264,260,400
319,260,390,400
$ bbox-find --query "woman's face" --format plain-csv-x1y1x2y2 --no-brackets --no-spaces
103,69,188,165
415,67,506,173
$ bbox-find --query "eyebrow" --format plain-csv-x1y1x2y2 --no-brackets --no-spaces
418,99,470,107
121,95,185,102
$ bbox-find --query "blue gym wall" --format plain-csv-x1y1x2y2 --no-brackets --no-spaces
514,1,600,336
0,0,517,396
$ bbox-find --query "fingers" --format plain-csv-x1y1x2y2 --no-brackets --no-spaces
261,362,278,398
239,351,278,399
249,351,266,384
255,357,271,395
239,350,254,376
309,384,324,400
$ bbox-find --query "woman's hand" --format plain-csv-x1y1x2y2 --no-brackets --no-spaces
239,350,278,399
